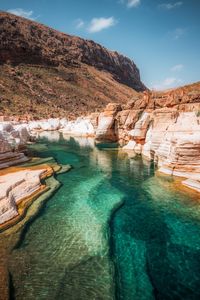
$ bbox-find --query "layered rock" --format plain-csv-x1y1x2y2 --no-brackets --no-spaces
116,109,141,144
94,84,200,192
0,122,30,169
95,103,121,142
0,169,46,224
128,112,151,145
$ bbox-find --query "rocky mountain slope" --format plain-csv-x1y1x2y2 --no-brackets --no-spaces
0,12,146,119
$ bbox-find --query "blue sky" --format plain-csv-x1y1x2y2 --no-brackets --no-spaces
0,0,200,90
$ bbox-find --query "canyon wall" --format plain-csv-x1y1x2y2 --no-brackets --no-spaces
94,84,200,192
0,82,200,226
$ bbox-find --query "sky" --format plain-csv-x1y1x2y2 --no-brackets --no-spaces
0,0,200,90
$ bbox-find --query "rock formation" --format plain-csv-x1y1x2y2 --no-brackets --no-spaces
16,118,95,136
95,103,121,142
94,83,200,192
60,117,95,136
0,122,30,169
0,169,46,224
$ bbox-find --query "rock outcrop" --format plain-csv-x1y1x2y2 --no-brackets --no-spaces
0,169,46,224
60,117,94,136
21,118,95,137
94,83,200,192
0,122,30,169
95,103,121,142
28,118,61,131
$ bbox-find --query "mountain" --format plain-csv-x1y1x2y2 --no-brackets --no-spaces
0,12,146,119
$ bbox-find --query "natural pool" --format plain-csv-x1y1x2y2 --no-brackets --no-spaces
3,133,200,300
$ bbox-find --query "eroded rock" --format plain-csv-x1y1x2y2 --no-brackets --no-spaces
0,169,46,224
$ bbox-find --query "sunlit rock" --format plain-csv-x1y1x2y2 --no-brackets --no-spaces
37,130,60,142
122,140,136,150
128,112,151,143
182,179,200,193
135,143,143,154
61,118,94,136
95,103,121,142
0,122,30,169
0,169,46,224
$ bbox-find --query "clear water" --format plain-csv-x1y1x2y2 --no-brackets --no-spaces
7,133,200,300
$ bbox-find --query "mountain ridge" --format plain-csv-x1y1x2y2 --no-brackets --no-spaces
0,11,146,91
0,11,147,119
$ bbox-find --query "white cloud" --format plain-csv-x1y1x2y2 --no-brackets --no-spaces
127,0,141,7
75,18,85,29
152,77,183,90
163,77,180,85
171,64,184,72
158,2,183,10
88,17,117,33
7,8,34,20
171,27,186,40
120,0,141,8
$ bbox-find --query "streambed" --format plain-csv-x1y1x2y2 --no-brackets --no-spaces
3,133,200,300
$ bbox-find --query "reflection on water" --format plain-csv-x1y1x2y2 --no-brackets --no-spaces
4,133,200,300
35,130,61,142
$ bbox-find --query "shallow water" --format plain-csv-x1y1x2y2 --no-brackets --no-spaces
7,133,200,299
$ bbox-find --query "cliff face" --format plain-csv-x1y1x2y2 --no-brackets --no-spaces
94,82,200,192
0,12,145,91
0,12,146,119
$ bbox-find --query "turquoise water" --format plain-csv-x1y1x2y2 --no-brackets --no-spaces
8,133,200,300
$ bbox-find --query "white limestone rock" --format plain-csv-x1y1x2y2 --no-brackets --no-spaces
0,169,45,225
122,141,136,150
28,118,61,131
134,143,143,154
0,122,30,169
182,179,200,193
95,103,121,142
61,118,95,136
128,112,150,141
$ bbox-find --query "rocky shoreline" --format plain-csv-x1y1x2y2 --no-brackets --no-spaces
0,121,72,229
0,85,200,226
94,101,200,193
